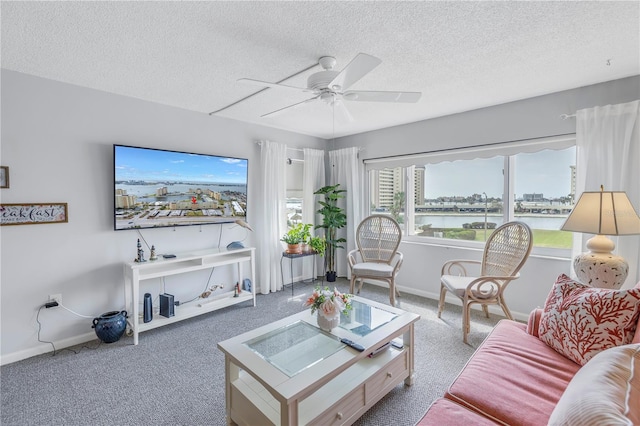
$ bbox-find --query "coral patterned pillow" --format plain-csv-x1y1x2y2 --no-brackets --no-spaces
538,274,640,366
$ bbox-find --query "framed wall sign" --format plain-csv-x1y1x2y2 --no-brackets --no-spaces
0,166,8,188
0,203,68,226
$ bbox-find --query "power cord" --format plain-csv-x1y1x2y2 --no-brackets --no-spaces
181,267,217,304
36,304,103,356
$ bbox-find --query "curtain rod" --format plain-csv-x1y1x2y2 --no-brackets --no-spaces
254,141,303,152
560,113,576,120
254,141,363,153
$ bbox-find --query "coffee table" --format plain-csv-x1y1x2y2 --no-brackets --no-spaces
217,296,420,425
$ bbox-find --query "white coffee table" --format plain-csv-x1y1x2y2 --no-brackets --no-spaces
217,296,420,426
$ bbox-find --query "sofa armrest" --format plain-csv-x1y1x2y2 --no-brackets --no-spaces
526,308,543,337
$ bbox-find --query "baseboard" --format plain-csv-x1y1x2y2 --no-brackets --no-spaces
1,331,97,366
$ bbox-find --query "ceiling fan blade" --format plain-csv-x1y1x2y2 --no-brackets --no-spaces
333,100,354,123
343,90,422,103
237,78,312,93
261,95,320,118
328,53,382,92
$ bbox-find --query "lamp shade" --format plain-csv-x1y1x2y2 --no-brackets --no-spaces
561,190,640,236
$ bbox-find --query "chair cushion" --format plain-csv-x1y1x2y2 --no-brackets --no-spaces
352,262,393,278
538,274,640,366
441,275,497,299
548,343,640,426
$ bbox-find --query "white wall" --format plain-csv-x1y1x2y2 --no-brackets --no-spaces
0,70,324,364
2,69,638,364
337,75,640,321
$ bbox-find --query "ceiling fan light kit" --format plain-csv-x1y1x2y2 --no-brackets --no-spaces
237,53,422,120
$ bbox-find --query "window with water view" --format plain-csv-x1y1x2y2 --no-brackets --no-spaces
368,146,576,250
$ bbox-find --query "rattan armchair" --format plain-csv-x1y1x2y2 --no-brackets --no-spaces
438,221,533,343
348,215,403,306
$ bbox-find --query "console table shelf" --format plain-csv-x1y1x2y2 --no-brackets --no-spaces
124,247,256,345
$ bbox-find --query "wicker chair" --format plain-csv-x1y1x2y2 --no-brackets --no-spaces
348,215,403,306
438,221,533,343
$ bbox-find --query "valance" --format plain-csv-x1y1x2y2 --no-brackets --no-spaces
364,134,575,171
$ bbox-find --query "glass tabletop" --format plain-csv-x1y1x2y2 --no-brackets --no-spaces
242,299,400,378
339,300,398,336
243,321,344,377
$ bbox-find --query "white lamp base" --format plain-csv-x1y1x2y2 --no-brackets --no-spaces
573,252,629,289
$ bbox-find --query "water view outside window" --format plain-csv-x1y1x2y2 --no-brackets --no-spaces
368,146,576,249
513,147,575,248
422,156,504,242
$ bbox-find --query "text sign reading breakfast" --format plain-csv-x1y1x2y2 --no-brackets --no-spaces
0,203,68,226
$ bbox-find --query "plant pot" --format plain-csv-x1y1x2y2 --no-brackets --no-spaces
317,314,340,332
92,310,128,343
286,243,302,254
326,271,337,282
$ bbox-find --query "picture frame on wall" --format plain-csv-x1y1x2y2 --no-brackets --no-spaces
0,166,8,188
0,203,68,226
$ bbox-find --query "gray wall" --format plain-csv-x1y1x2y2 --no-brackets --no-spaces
335,75,640,322
0,69,324,364
2,69,638,364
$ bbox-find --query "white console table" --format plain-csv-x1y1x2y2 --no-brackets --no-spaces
124,247,256,345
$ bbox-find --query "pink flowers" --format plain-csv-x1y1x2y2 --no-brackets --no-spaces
305,286,353,319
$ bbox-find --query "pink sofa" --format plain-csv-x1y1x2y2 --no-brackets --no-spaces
418,309,640,425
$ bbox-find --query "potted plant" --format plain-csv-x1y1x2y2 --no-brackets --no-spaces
298,223,313,252
308,235,326,257
314,184,347,282
280,225,304,254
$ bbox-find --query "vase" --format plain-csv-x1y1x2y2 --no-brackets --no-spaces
287,243,302,254
92,310,128,343
326,271,337,282
317,314,340,332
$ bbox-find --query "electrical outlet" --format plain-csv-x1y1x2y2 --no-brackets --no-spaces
49,294,62,305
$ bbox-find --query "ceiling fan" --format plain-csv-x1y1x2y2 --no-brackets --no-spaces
238,53,421,120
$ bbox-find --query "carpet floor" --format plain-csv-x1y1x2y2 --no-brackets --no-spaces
1,279,500,426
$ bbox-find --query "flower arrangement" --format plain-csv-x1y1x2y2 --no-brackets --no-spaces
305,286,353,320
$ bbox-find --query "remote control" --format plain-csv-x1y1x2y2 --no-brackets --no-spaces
162,254,176,259
340,338,365,352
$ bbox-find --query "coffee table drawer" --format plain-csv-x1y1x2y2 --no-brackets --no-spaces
307,384,366,426
365,349,408,402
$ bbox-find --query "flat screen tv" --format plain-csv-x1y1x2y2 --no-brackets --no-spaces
114,144,248,231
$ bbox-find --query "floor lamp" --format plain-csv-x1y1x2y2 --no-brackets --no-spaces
561,186,640,289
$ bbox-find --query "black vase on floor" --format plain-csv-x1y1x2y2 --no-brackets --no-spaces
92,310,128,343
326,271,337,282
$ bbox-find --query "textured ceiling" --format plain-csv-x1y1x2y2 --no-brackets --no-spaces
2,1,639,139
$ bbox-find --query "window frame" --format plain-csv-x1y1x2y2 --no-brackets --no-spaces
364,135,576,258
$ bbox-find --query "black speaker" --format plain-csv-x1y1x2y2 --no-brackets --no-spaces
159,293,175,318
143,293,153,323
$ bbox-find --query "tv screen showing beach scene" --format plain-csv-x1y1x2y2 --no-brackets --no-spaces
114,144,248,231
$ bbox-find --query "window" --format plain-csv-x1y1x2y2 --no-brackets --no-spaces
513,148,575,249
286,159,304,229
366,137,576,252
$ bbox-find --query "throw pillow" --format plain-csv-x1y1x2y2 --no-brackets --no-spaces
538,274,640,366
548,344,640,426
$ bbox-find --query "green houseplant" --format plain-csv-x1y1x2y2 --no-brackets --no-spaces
308,235,326,257
314,184,347,282
280,223,305,254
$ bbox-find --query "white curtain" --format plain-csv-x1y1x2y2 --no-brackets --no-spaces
302,148,325,279
328,147,362,278
257,140,288,293
575,100,640,288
